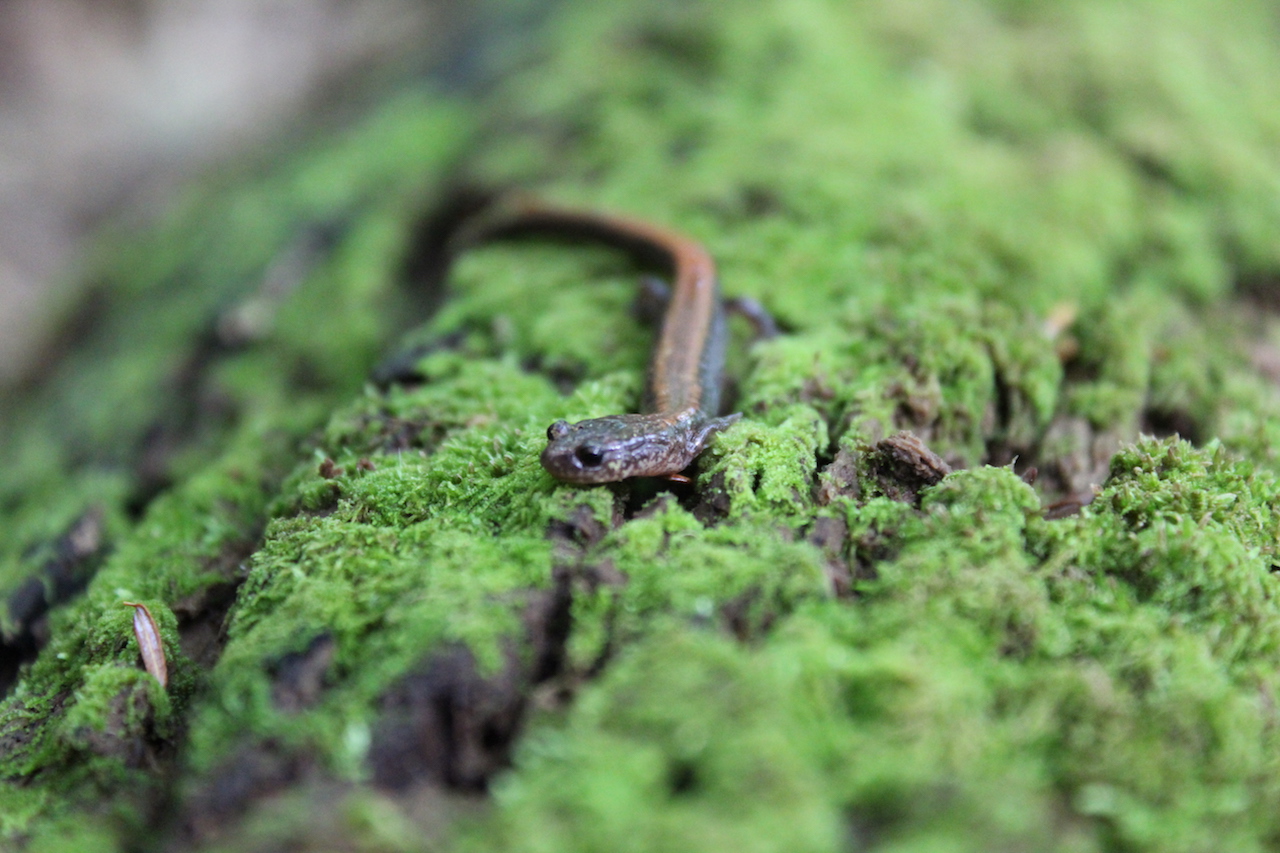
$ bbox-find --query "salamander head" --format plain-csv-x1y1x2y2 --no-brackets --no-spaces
540,413,696,483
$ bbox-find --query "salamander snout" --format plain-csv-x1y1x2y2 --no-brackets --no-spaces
540,420,621,483
544,421,609,476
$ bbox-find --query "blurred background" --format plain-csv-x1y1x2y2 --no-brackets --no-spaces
0,0,467,388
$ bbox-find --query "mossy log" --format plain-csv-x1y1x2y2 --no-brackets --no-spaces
4,1,1280,850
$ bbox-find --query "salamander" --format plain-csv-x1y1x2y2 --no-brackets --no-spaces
460,197,746,484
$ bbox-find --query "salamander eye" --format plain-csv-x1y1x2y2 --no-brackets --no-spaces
546,420,571,441
575,445,605,467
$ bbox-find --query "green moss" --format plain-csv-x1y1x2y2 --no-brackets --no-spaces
0,93,472,586
22,815,119,853
477,628,846,853
0,785,52,842
57,664,169,750
6,0,1280,850
472,442,1280,852
0,90,475,839
702,406,827,518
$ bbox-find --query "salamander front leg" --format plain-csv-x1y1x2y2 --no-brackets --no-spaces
691,413,743,455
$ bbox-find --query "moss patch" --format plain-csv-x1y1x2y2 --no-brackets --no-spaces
5,0,1280,850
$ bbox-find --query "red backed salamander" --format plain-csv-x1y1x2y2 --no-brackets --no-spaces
460,197,748,484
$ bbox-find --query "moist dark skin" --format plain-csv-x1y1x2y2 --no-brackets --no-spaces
541,409,741,484
460,197,743,484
